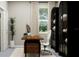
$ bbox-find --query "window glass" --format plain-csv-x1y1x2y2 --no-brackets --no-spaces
38,3,48,32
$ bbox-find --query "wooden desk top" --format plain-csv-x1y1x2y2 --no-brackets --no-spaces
22,35,43,40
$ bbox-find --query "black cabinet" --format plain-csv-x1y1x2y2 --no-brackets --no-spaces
51,7,59,52
59,1,79,57
59,1,67,56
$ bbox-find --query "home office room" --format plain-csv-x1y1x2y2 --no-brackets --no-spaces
0,0,79,58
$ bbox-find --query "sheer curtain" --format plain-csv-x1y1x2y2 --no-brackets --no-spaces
48,2,56,30
30,2,39,35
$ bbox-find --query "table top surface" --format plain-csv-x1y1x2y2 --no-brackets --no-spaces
22,35,43,40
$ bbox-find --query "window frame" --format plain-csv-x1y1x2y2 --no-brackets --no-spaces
38,2,49,34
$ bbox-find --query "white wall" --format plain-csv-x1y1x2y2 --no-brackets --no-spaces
8,1,56,46
8,1,31,45
0,1,8,51
0,1,60,50
48,2,56,30
30,2,39,34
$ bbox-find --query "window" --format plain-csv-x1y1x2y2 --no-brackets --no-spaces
38,3,48,33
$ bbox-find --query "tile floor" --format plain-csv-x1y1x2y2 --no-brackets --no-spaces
0,48,15,57
0,47,61,57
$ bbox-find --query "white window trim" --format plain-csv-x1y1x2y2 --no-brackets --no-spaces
38,2,49,34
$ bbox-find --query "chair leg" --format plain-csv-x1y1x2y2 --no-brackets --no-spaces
45,50,52,55
42,47,52,55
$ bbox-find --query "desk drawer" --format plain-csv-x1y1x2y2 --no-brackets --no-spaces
25,44,39,53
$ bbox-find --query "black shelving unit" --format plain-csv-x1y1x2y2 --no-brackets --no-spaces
59,1,79,57
59,1,67,56
51,7,59,52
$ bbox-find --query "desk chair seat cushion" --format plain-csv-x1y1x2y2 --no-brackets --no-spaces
41,42,49,46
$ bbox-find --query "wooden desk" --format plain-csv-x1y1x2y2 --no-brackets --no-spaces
22,35,43,57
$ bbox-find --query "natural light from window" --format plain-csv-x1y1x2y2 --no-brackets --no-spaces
38,2,48,33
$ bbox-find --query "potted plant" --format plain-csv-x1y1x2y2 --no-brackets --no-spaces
10,17,16,48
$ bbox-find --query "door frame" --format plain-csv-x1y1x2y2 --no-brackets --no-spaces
0,7,4,52
0,10,1,51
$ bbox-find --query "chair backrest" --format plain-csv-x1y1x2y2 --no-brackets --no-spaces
40,30,51,45
46,30,51,43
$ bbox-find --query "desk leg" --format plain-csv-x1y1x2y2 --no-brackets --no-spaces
39,43,40,57
24,40,28,57
25,53,27,57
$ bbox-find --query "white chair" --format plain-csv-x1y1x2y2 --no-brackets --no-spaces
41,30,52,55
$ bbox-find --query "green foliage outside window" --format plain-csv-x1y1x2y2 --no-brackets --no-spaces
39,25,47,32
39,8,48,32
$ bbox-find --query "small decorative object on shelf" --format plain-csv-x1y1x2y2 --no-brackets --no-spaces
63,14,67,21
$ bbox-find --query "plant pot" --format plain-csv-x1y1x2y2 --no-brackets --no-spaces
10,40,15,48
